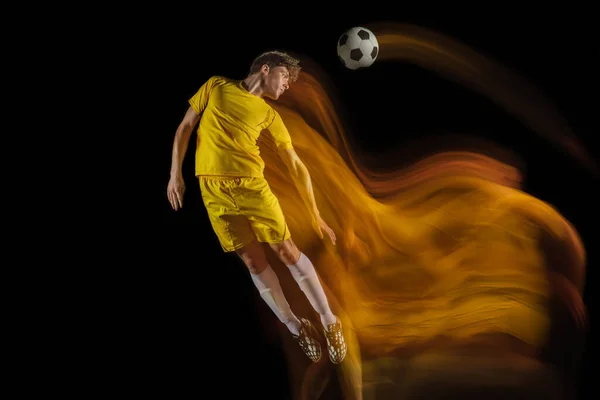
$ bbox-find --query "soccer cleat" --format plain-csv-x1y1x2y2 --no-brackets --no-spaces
324,317,347,364
293,317,322,363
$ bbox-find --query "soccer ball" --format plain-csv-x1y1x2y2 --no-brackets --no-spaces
337,26,379,70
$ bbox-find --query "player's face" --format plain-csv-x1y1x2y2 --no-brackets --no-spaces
263,65,290,100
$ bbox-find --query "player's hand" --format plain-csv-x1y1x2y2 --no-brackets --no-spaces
314,215,336,245
167,175,185,211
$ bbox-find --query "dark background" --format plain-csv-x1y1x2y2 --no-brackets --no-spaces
129,9,596,399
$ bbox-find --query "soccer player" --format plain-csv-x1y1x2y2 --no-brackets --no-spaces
166,50,347,364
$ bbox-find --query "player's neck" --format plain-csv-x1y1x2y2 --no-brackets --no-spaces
241,74,265,98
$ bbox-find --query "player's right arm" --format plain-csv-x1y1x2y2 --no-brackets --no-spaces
167,106,201,211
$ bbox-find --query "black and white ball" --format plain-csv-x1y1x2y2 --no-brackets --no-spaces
337,26,379,70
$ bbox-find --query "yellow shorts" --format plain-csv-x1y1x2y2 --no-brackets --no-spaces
198,176,291,252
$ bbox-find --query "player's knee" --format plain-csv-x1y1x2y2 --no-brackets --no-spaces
236,245,269,274
238,253,268,274
271,240,301,265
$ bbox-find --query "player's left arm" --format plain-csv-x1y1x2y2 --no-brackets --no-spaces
278,147,336,244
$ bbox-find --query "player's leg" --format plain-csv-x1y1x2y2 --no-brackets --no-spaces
268,239,337,328
198,177,306,336
232,177,346,363
235,240,322,362
235,239,302,336
232,178,329,362
269,238,347,364
232,178,336,326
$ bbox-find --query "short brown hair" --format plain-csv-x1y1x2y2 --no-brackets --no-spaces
249,50,301,82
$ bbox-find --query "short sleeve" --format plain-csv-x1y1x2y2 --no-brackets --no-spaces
266,109,294,150
188,76,219,114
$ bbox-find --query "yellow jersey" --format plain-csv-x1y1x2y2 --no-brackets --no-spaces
188,75,294,178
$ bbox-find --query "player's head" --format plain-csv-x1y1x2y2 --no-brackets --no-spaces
249,50,301,100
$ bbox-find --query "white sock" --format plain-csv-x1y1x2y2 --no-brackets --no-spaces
250,266,301,336
287,252,337,328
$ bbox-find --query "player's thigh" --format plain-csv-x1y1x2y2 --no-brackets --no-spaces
234,177,281,211
199,177,255,252
206,212,256,252
235,178,291,242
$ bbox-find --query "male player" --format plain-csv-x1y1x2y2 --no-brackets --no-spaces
166,50,346,364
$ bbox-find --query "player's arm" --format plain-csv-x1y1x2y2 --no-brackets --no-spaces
278,148,319,218
170,106,200,178
167,106,200,210
278,147,336,244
